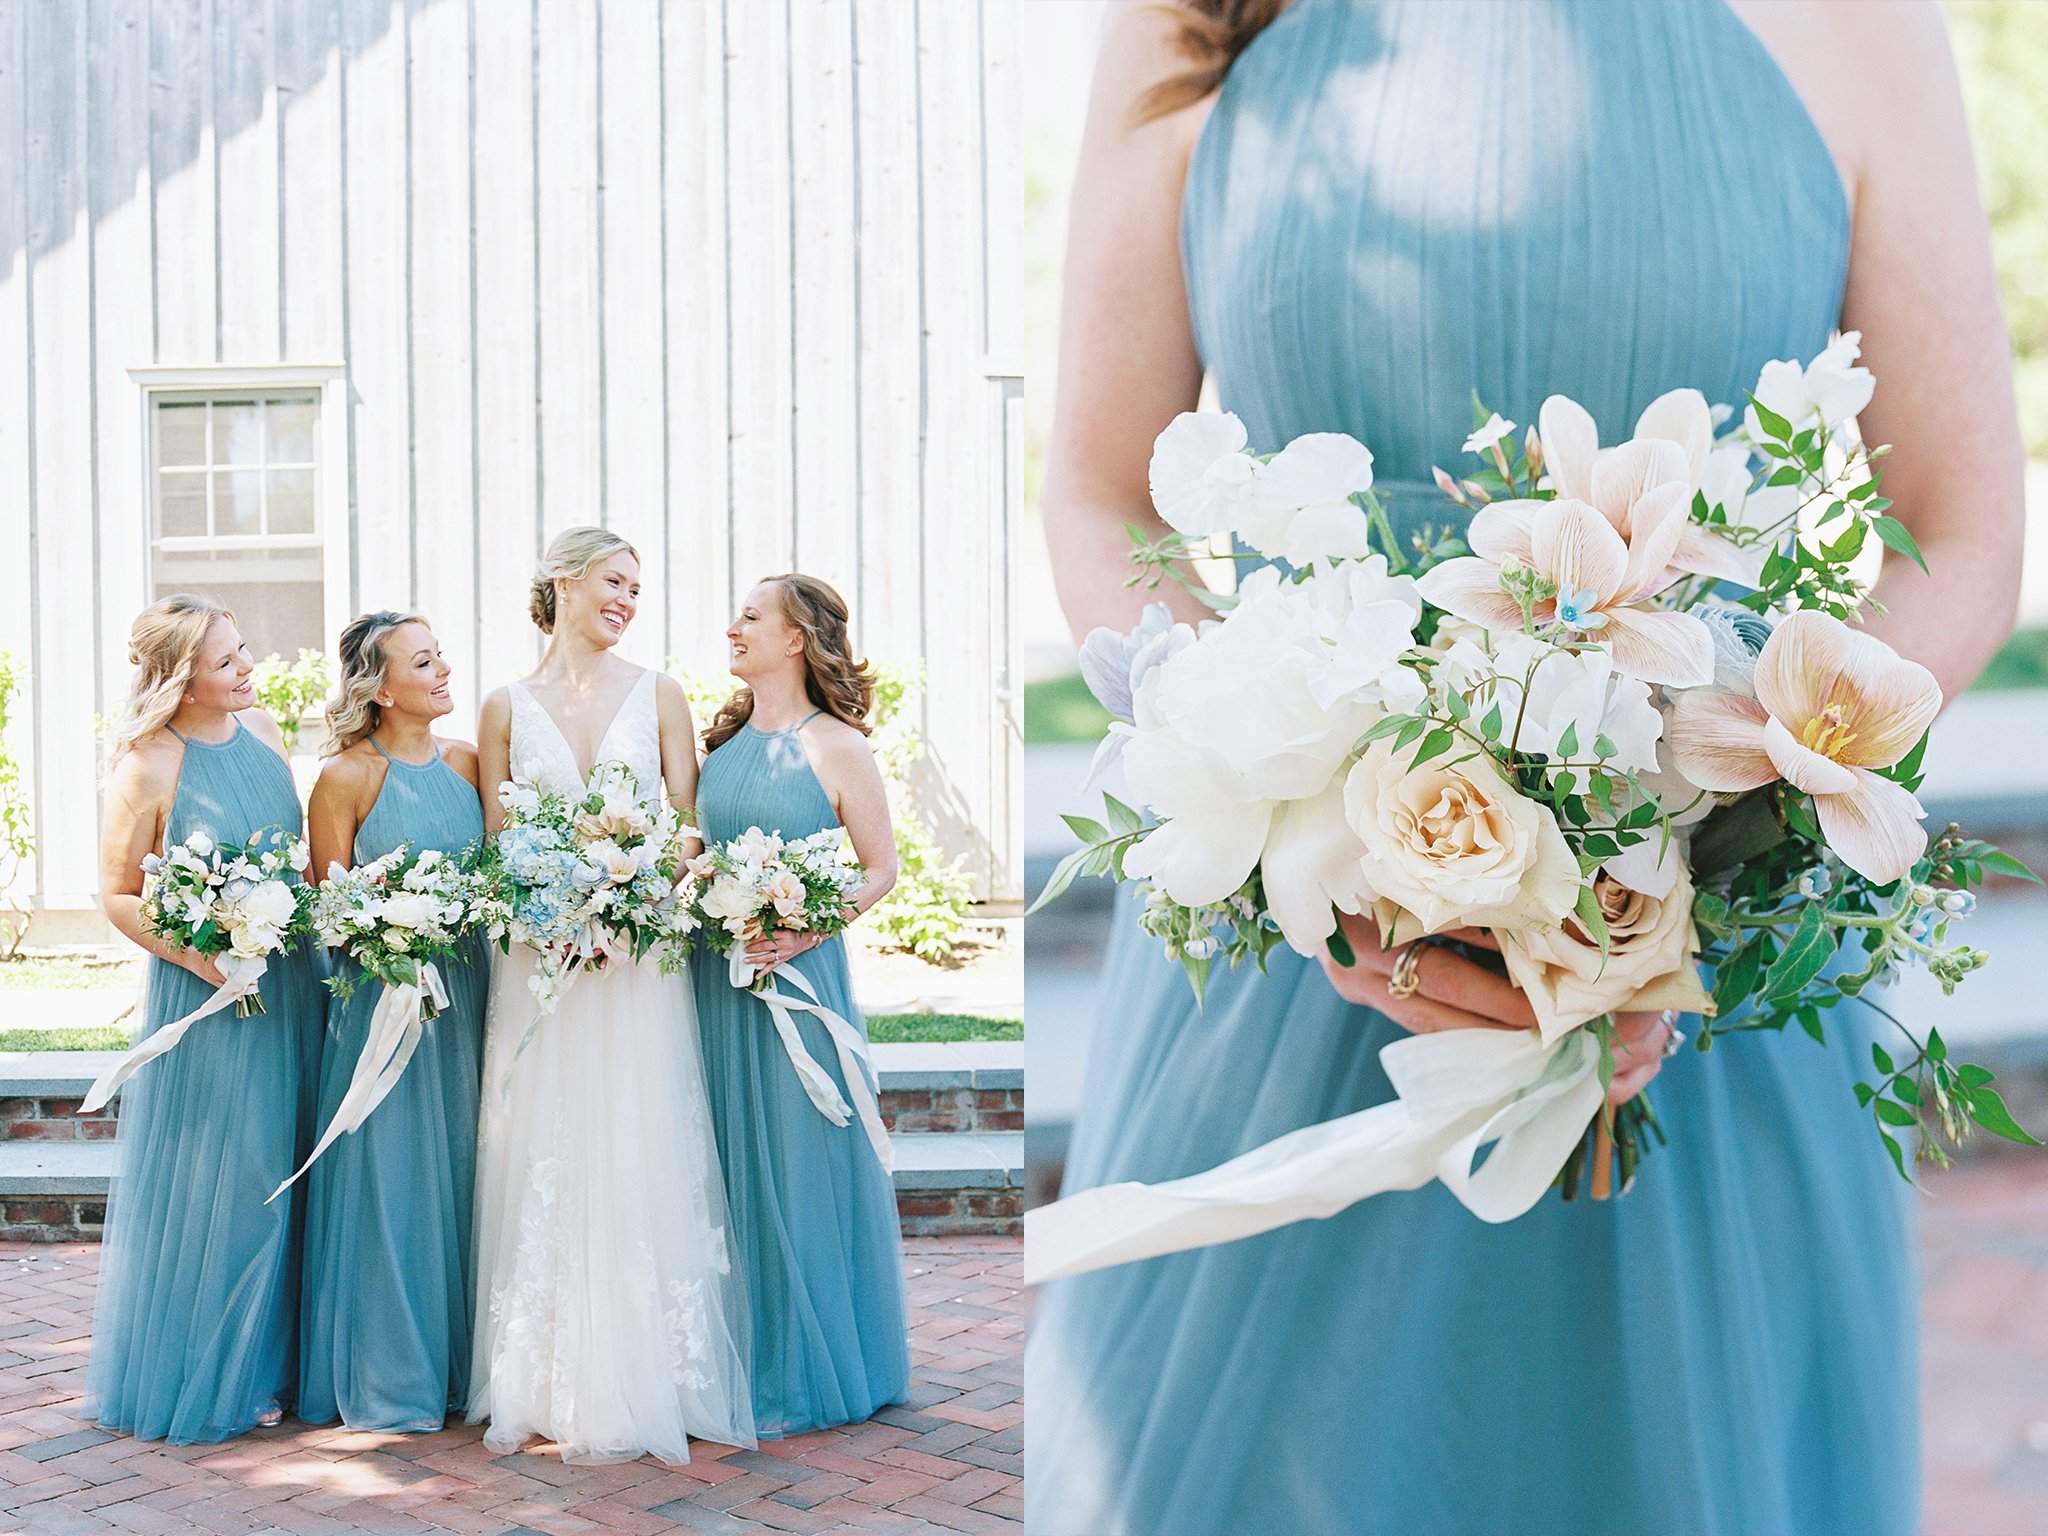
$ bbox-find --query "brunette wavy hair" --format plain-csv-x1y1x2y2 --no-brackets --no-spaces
1130,0,1287,126
106,594,236,768
701,574,875,753
323,610,431,756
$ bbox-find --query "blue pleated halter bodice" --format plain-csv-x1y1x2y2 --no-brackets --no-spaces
351,737,486,865
161,716,307,854
697,715,841,848
1183,0,1849,509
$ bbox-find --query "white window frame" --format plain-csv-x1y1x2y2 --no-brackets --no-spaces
128,365,352,664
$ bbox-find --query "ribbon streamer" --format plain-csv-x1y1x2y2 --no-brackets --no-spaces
731,946,894,1173
1023,1025,1604,1287
266,962,451,1204
78,953,271,1115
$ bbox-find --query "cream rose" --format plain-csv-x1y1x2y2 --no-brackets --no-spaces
1498,868,1715,1043
1342,739,1579,937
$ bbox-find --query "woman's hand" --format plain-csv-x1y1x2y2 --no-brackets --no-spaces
747,928,823,974
1606,1010,1678,1108
178,948,227,987
1319,913,1538,1034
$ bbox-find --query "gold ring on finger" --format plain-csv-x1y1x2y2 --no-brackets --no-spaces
1387,941,1426,1001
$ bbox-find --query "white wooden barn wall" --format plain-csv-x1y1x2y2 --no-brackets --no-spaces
0,0,1024,924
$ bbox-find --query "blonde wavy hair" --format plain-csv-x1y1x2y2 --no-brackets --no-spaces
324,610,431,756
530,526,640,634
107,595,238,768
702,574,875,753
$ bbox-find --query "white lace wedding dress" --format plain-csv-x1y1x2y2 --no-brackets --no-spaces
468,669,754,1463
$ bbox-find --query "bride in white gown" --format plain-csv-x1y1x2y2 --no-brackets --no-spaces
469,526,753,1463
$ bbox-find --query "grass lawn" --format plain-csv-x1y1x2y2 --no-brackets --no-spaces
0,1025,129,1051
866,1012,1023,1043
0,954,140,990
0,1014,1018,1051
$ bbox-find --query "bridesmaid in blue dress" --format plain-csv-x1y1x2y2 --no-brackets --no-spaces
1030,3,2024,1533
297,612,490,1431
692,574,911,1437
87,596,328,1443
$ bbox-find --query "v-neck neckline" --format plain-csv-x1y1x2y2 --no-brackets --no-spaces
515,669,651,782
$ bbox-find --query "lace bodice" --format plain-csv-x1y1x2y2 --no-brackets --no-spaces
507,669,661,797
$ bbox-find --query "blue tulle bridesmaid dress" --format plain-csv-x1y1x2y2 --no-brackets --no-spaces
84,719,327,1444
692,714,911,1437
297,738,489,1431
1029,4,1918,1534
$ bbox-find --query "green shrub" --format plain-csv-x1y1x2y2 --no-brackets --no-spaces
252,649,331,749
0,654,34,959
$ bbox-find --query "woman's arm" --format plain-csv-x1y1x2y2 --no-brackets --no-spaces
306,755,372,886
1043,3,1216,642
1837,4,2024,697
97,748,224,985
476,688,512,834
653,673,703,860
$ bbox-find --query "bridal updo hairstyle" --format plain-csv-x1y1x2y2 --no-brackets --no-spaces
702,574,875,754
529,526,640,634
107,594,235,769
324,610,430,756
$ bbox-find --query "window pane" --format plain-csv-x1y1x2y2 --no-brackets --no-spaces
158,470,209,537
156,403,208,469
267,399,317,464
217,469,264,536
151,547,324,661
211,401,265,468
268,468,314,533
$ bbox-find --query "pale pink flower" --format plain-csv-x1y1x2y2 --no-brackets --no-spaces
1416,494,1715,687
1666,610,1941,883
1538,392,1762,586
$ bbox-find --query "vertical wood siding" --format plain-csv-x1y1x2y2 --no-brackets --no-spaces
0,0,1022,913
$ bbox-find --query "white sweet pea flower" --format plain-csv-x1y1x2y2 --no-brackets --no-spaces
1294,558,1426,713
185,831,215,858
1240,432,1377,565
1445,635,1663,775
1463,413,1516,455
1148,412,1262,537
1744,330,1874,439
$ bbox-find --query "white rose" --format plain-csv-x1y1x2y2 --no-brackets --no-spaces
378,892,438,930
227,921,277,959
1121,569,1385,906
1341,738,1579,936
1498,868,1715,1042
701,875,756,922
237,878,299,932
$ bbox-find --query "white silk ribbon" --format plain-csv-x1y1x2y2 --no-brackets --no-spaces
1023,1025,1605,1287
266,962,452,1204
78,952,271,1115
731,945,894,1173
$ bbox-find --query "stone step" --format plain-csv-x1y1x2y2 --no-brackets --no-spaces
0,1131,1023,1241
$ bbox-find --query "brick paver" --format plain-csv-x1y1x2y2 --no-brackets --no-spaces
0,1238,1020,1536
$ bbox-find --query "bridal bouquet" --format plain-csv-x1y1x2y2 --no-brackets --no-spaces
477,761,698,1015
1027,334,2037,1284
686,827,891,1168
269,843,490,1199
79,825,310,1114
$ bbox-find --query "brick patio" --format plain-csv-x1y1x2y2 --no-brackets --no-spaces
0,1237,1021,1536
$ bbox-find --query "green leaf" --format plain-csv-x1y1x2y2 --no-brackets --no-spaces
1871,515,1929,573
1762,900,1831,1002
1981,849,2043,884
1891,1075,1921,1107
1926,1027,1947,1064
1877,1127,1910,1183
1853,1081,1875,1107
1874,1098,1917,1129
1062,814,1108,845
1593,734,1616,761
1412,727,1455,765
1747,393,1793,443
1445,689,1471,722
1361,714,1414,746
1181,952,1210,1009
1480,703,1503,741
1712,940,1764,1018
1556,721,1580,758
1027,847,1093,913
1958,1063,1995,1089
1326,926,1356,969
1394,716,1429,751
1102,795,1144,837
1968,1084,2043,1146
1872,1040,1896,1076
1574,884,1610,962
